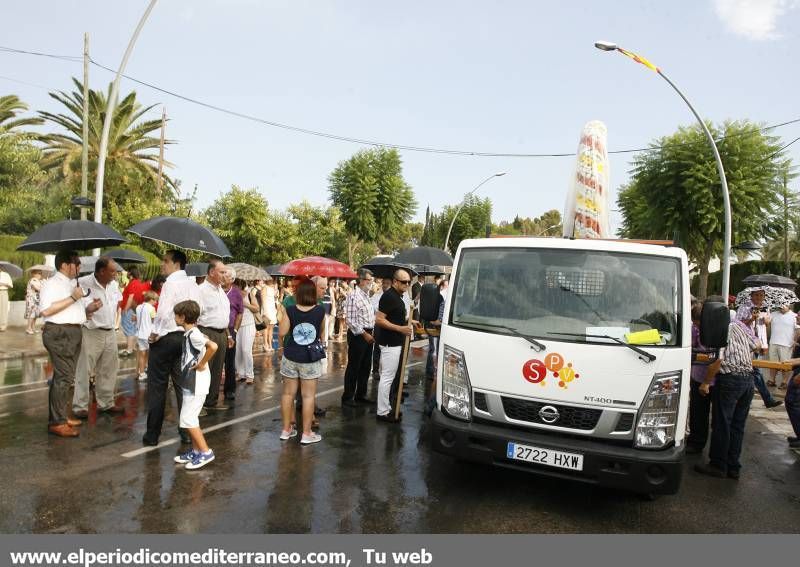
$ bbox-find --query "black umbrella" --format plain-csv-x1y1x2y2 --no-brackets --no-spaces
79,256,124,274
263,264,287,277
742,274,796,289
412,264,448,276
16,220,127,252
185,262,209,277
359,257,418,279
103,248,146,264
394,246,453,267
127,216,232,258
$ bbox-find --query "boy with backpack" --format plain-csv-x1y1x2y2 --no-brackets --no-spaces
172,300,218,470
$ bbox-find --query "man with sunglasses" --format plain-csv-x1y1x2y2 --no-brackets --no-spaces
39,250,103,437
374,269,413,422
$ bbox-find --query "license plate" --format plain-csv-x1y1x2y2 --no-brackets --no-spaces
506,442,584,471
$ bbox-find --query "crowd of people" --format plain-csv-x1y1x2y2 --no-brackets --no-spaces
690,287,800,480
26,251,800,479
35,250,449,471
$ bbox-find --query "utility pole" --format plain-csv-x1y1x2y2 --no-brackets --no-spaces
784,171,790,277
156,106,166,196
80,32,89,220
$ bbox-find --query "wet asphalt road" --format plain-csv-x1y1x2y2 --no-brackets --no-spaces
0,342,798,534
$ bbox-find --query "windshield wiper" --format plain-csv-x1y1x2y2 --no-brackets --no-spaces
547,332,656,363
457,320,546,352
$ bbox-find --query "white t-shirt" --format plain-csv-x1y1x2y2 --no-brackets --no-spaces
770,311,797,347
182,327,211,396
136,303,156,340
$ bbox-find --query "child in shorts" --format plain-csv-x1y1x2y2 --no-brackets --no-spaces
135,291,158,381
172,300,218,470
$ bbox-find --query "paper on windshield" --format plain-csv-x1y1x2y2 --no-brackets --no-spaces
586,326,629,342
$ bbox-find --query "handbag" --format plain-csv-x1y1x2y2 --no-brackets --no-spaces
250,288,267,330
307,339,326,362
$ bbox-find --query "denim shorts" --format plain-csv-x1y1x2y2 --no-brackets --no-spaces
280,357,322,380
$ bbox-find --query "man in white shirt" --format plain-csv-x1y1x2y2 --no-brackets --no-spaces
72,256,125,418
39,250,102,437
197,259,232,410
0,266,12,331
143,250,201,446
769,302,798,388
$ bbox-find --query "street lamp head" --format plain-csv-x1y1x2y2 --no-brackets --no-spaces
594,40,618,52
495,172,507,177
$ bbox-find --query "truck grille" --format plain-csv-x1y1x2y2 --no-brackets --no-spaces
501,397,602,430
474,392,488,412
614,413,635,432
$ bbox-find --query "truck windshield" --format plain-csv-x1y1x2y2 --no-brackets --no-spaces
450,247,682,346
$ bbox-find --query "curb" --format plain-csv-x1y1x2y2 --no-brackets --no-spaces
0,339,129,361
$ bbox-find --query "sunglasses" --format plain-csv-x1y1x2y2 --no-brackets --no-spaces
395,279,411,284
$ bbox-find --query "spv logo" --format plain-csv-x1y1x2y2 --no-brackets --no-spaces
522,352,580,389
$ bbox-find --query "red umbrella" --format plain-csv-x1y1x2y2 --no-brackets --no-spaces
281,256,357,279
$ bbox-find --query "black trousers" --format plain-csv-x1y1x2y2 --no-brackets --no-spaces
224,331,237,396
687,380,713,450
42,323,82,425
342,329,373,401
144,331,184,443
200,327,227,407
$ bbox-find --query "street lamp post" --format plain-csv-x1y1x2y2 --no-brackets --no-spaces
534,223,561,237
444,172,507,254
93,0,158,253
594,40,732,300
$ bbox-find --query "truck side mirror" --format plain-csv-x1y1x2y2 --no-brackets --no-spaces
700,300,729,349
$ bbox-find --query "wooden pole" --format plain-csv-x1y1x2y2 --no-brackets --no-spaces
393,302,414,421
156,106,166,196
80,32,89,220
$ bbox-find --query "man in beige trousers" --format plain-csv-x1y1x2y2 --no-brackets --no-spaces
73,257,125,418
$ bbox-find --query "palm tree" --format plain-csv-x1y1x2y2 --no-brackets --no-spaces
39,78,175,200
0,95,44,133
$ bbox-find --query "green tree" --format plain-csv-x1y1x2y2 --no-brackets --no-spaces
426,195,492,252
328,148,416,265
617,120,788,298
205,186,274,264
0,95,44,134
39,78,175,205
0,95,50,233
287,200,348,261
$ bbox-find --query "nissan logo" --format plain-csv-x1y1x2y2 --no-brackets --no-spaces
538,405,560,424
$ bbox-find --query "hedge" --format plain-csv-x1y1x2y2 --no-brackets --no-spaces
695,260,800,297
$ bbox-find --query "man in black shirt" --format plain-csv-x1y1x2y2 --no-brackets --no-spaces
375,269,413,422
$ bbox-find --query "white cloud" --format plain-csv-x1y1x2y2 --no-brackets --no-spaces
713,0,798,40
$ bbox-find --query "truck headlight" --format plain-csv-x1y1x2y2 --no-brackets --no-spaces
441,345,471,421
634,371,682,449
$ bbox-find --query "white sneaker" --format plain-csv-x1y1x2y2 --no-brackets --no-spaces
185,450,215,470
138,372,148,381
300,432,322,445
279,427,298,441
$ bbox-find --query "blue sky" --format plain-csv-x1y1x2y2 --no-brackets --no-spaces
2,0,799,230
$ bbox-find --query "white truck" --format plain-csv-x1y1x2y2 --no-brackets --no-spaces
430,237,690,495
